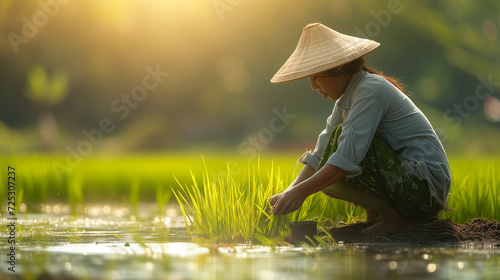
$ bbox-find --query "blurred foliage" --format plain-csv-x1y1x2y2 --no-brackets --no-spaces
26,64,70,106
0,0,499,156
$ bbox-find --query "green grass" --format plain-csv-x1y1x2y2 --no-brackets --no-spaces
0,153,499,243
0,152,301,213
447,158,500,223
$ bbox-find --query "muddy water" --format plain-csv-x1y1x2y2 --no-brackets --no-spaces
1,204,499,280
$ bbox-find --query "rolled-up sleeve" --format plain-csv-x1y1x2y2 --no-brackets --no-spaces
298,106,343,170
325,90,384,176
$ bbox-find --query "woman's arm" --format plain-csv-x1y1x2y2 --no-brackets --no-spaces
269,164,316,207
291,164,316,187
304,109,344,167
271,164,347,215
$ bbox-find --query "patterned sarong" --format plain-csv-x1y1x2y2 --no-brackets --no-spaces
317,124,441,221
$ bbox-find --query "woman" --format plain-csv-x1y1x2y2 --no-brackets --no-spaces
269,23,451,234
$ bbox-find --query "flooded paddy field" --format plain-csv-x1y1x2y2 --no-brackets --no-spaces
2,204,499,280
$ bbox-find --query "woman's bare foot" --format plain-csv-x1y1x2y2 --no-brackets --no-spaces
361,208,411,234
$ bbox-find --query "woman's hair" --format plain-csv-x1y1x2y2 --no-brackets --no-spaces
325,57,406,92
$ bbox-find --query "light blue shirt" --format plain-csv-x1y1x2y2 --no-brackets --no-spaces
299,71,451,206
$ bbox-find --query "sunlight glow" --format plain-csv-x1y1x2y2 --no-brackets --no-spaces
53,204,62,214
20,203,27,213
216,56,252,93
145,261,154,271
259,270,275,280
64,262,72,271
164,243,210,256
427,263,437,273
103,205,112,215
43,242,210,257
482,19,498,41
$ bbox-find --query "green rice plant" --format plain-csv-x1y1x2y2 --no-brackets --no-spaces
252,233,277,247
291,191,328,222
318,224,336,244
0,152,300,210
447,159,500,223
3,152,498,227
16,188,23,216
173,158,293,243
156,184,172,218
67,172,84,215
300,193,365,228
1,156,54,212
130,177,140,216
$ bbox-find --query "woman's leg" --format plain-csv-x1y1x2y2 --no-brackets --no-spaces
322,179,391,210
323,179,411,233
361,208,412,234
317,124,440,233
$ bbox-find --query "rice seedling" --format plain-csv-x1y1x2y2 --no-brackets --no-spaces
317,224,336,244
156,184,172,218
16,188,24,215
173,158,288,243
130,177,140,216
67,172,84,215
291,190,328,222
447,159,500,223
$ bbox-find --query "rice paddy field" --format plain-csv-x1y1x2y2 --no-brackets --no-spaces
1,152,499,279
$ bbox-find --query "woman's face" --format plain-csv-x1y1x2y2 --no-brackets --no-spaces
308,68,350,100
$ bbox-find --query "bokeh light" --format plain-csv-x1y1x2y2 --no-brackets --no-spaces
418,77,441,101
216,55,252,94
482,19,498,41
426,263,437,273
484,96,500,122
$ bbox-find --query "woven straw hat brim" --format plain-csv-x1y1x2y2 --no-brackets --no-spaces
271,23,380,83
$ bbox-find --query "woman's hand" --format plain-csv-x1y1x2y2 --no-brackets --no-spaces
270,187,309,215
269,192,282,207
269,164,347,215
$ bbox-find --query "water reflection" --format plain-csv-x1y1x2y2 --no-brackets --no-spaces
1,204,499,280
17,241,499,280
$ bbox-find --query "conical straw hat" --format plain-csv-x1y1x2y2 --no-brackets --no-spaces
271,23,380,83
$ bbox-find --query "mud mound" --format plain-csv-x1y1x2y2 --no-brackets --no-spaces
322,218,500,246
